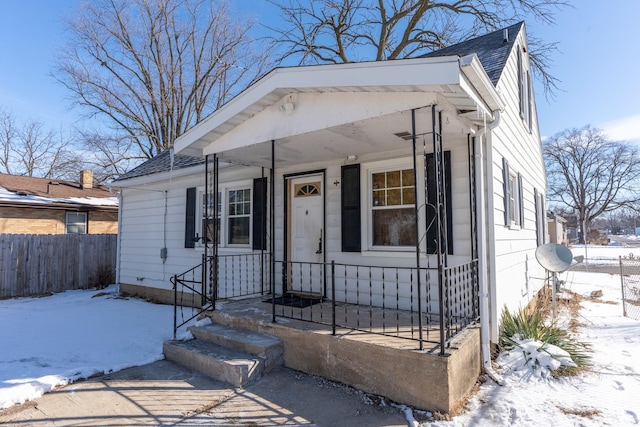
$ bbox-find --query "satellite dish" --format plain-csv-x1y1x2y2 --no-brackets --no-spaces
535,243,573,273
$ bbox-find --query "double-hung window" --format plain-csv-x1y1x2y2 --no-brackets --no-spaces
502,157,524,228
508,174,518,225
371,168,416,247
349,155,452,253
518,47,533,132
194,185,251,248
66,211,87,234
227,188,251,245
202,192,220,244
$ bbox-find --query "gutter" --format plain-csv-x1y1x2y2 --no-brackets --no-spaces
0,201,118,211
476,110,505,385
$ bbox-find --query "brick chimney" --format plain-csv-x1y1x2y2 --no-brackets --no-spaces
80,170,93,189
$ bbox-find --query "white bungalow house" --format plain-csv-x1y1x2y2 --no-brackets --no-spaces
113,22,547,412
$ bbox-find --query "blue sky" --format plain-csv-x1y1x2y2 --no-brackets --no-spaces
1,1,639,143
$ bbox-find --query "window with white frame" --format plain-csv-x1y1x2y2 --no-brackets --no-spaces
518,47,533,132
201,191,220,244
66,211,87,234
197,185,251,247
508,173,518,225
228,188,251,245
502,157,524,227
370,167,416,247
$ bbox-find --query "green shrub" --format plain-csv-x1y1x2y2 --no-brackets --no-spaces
499,306,591,376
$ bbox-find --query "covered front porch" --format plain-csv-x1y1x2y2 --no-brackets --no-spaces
170,56,503,411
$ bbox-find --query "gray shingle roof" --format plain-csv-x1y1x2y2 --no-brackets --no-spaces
423,22,524,86
115,149,205,182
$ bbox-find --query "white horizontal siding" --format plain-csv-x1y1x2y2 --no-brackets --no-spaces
119,130,477,302
118,166,262,291
486,28,547,340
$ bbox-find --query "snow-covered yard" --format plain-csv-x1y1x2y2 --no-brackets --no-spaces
0,287,176,409
0,242,639,425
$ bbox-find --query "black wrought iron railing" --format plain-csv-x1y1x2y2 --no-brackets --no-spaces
171,254,211,339
172,254,479,353
272,259,479,352
171,252,270,338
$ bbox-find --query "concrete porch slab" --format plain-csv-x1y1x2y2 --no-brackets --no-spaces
200,296,481,413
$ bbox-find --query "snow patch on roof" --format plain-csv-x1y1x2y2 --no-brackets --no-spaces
0,186,118,207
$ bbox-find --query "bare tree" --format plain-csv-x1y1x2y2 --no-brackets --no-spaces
76,129,146,184
544,126,640,243
0,108,83,180
0,109,17,175
267,0,567,96
54,0,272,159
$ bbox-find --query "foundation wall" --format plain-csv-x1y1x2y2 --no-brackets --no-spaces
209,308,480,413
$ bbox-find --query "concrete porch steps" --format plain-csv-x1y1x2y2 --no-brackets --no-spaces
163,323,284,387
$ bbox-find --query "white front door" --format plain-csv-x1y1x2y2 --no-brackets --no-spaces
288,174,324,296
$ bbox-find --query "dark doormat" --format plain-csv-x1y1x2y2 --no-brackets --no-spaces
265,294,323,308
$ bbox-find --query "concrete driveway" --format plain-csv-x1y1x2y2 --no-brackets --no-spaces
0,360,409,426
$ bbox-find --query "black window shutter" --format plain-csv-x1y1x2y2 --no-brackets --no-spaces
426,151,453,254
341,164,361,252
252,177,267,250
502,157,511,225
185,187,196,248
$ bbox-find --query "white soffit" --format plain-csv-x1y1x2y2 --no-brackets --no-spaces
175,56,500,157
203,91,438,156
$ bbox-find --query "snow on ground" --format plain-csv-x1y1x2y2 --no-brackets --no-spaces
0,242,639,425
431,242,640,426
0,286,176,409
572,239,640,266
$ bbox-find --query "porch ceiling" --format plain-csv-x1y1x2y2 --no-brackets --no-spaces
175,55,502,167
212,105,470,168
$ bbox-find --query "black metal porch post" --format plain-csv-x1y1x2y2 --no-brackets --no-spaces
433,106,446,355
212,154,219,310
271,140,276,323
203,155,209,308
411,109,424,350
261,167,265,295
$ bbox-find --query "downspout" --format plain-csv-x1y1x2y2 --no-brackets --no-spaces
114,189,123,293
476,110,504,384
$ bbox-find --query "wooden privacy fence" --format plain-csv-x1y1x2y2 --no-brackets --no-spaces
0,234,117,299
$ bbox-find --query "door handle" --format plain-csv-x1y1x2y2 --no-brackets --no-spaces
315,229,323,254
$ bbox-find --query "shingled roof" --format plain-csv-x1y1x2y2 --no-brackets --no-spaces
115,149,205,182
422,22,523,86
0,172,118,209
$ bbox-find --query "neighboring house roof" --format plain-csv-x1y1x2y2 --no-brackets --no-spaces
547,211,567,223
116,149,205,182
118,23,522,180
422,22,524,86
0,172,118,210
